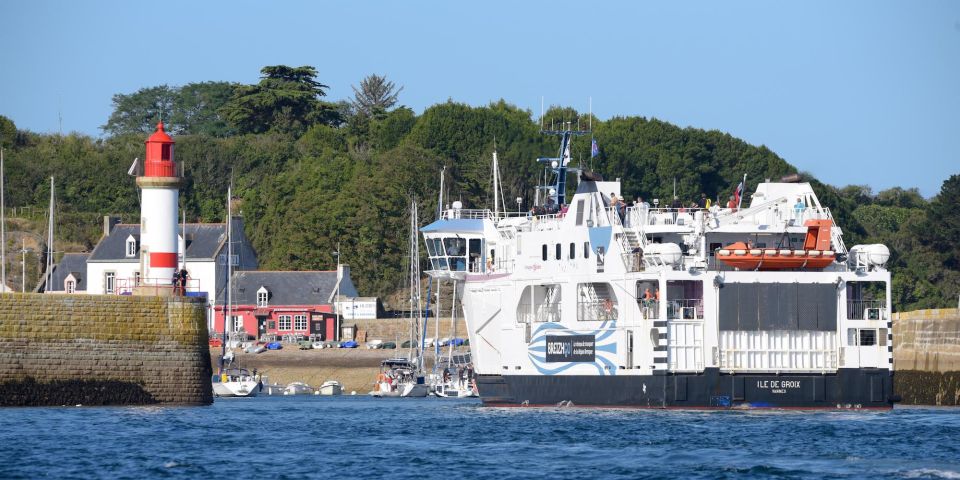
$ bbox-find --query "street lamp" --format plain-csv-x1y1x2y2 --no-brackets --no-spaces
516,197,522,216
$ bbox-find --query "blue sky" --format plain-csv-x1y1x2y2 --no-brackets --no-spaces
1,1,957,196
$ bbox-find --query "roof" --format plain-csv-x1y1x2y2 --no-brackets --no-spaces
46,253,90,292
88,217,257,264
421,219,485,234
218,267,360,306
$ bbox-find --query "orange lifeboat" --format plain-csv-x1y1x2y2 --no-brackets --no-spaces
716,220,836,271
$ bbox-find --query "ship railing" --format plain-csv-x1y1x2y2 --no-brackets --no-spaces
441,208,496,220
636,299,660,320
515,213,564,233
577,300,618,322
667,299,704,320
516,304,561,324
114,277,201,296
846,299,887,320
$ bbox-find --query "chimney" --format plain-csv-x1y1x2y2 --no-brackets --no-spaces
103,215,120,237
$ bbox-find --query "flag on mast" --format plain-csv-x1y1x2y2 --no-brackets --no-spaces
591,139,599,158
734,174,747,210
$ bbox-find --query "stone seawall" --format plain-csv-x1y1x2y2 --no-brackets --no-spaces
893,308,960,406
350,317,468,343
0,293,212,406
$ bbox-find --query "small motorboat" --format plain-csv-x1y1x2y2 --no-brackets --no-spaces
284,382,313,395
311,341,325,349
259,376,285,395
371,358,429,398
365,340,383,349
317,380,343,396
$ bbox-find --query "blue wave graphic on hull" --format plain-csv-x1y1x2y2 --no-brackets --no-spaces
526,320,619,376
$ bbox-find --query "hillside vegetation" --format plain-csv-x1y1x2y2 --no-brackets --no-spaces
1,66,957,310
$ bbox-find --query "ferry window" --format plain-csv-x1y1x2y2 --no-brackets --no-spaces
597,246,605,272
542,244,547,261
425,239,436,256
583,242,590,259
569,243,575,259
575,199,585,226
517,284,562,324
555,244,561,260
432,239,443,257
577,282,616,321
469,238,483,273
879,328,888,347
847,328,858,346
859,329,877,346
443,238,466,256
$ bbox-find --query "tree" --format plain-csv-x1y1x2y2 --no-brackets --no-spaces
923,174,960,269
221,65,341,136
100,82,238,137
101,85,176,135
0,115,15,148
351,74,403,117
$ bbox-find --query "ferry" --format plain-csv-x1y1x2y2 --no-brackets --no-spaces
421,128,896,409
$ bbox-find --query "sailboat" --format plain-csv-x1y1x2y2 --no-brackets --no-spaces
372,199,429,398
211,185,260,398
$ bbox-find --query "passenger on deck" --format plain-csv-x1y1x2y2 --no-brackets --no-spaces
726,195,737,211
698,193,707,209
794,198,806,224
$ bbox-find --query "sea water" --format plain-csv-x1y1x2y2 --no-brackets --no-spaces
1,397,959,479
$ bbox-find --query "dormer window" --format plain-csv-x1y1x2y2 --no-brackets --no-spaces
125,235,137,257
257,286,269,307
65,279,76,294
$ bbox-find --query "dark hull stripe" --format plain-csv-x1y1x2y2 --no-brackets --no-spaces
476,368,895,409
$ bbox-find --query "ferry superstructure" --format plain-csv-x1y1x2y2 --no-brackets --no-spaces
421,131,895,409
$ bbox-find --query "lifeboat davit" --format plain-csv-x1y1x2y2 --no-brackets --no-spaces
716,219,836,271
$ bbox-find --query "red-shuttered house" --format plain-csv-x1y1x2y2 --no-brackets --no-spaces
213,266,360,341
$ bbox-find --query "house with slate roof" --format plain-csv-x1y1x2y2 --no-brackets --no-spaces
214,268,359,341
42,253,91,294
67,216,258,330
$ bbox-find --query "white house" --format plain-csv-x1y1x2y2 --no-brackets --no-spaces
54,216,258,329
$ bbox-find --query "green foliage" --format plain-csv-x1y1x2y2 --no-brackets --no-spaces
0,115,17,148
101,82,239,136
220,65,341,136
4,79,958,309
351,74,403,117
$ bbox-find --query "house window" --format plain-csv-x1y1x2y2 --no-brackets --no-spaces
105,272,115,294
294,315,307,331
218,254,240,266
126,236,137,257
257,286,269,307
231,316,243,332
278,315,292,330
267,320,276,330
66,280,76,294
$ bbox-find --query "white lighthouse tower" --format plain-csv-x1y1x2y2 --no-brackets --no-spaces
136,121,180,294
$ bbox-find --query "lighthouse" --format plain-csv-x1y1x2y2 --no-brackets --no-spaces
136,122,180,292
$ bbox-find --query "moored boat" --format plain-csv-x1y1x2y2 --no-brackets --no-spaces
317,380,343,396
212,368,261,397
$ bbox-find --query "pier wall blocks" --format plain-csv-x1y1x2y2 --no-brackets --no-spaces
351,317,468,342
893,308,960,405
0,293,212,406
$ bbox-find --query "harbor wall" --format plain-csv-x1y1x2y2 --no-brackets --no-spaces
893,308,960,405
351,317,468,343
0,293,212,406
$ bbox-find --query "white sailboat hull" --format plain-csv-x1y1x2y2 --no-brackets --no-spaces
213,380,260,397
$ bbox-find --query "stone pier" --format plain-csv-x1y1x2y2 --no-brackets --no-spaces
893,308,960,406
0,293,212,406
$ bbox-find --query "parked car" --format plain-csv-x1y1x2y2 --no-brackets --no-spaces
381,342,397,349
339,340,358,348
265,342,283,350
365,340,383,349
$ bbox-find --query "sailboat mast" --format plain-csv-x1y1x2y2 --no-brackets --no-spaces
492,149,500,216
1,148,5,291
447,281,456,367
46,177,54,291
222,186,232,372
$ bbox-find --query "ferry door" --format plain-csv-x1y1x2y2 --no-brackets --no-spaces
256,318,266,341
625,330,634,369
